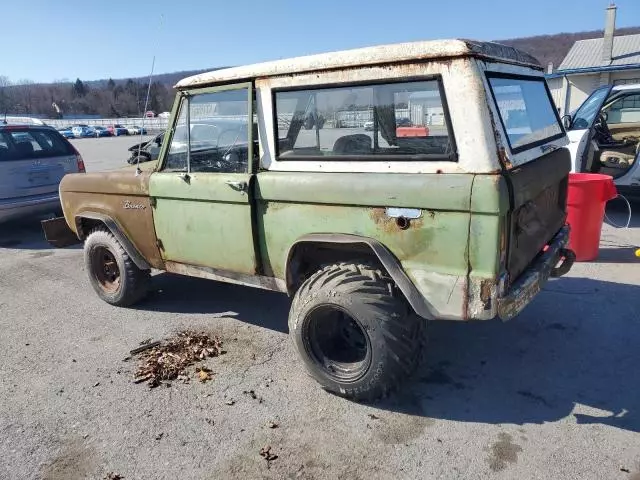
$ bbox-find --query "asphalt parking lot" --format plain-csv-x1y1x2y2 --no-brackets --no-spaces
1,138,639,479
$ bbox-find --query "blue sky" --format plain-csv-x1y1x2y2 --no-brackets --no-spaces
2,0,639,83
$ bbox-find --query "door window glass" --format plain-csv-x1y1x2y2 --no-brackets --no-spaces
162,88,253,173
189,89,250,173
569,86,611,130
605,94,640,124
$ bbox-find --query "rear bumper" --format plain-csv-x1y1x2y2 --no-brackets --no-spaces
497,225,575,321
0,194,61,223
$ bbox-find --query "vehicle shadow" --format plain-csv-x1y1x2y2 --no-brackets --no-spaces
592,246,639,263
376,276,640,433
141,272,640,432
0,216,81,250
140,272,291,333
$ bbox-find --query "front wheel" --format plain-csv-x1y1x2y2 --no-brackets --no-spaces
288,262,425,402
84,228,150,307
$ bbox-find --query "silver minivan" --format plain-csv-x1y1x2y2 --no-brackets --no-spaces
0,124,85,223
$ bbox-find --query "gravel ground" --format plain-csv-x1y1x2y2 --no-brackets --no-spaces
1,141,639,479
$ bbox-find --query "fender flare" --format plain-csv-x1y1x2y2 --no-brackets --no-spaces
285,233,436,320
75,212,151,271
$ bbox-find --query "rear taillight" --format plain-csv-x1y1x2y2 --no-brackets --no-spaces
69,144,86,173
76,153,86,173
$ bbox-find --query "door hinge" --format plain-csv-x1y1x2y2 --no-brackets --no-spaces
156,238,164,251
150,197,157,208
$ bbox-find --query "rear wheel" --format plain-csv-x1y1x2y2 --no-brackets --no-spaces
288,262,425,402
84,228,150,307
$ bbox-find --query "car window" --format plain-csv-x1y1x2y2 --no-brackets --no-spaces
162,87,253,174
275,79,455,160
570,86,611,130
487,74,564,153
188,89,251,173
604,93,640,124
0,129,73,161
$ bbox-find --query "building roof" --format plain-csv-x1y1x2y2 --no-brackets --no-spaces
557,33,640,72
175,39,541,89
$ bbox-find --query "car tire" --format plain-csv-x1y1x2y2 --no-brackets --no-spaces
288,262,425,402
84,227,150,307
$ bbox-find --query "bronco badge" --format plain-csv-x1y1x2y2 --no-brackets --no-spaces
123,200,146,210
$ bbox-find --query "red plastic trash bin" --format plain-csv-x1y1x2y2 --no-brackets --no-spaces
565,173,617,261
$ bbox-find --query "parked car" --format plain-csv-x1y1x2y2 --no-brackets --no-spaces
126,125,147,135
92,126,113,137
57,127,74,139
127,132,164,164
107,124,129,136
562,83,640,200
157,112,171,119
48,38,575,402
0,123,85,223
71,126,96,138
364,120,374,131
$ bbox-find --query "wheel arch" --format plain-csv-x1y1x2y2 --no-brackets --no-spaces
75,212,151,271
285,233,436,320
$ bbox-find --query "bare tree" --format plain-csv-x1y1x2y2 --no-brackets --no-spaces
0,75,12,116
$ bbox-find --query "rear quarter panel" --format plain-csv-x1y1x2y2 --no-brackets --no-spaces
256,171,478,320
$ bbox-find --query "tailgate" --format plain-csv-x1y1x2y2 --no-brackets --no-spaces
504,148,571,283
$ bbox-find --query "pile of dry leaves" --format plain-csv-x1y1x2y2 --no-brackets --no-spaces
132,331,224,387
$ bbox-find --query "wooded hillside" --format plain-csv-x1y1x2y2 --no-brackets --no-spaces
2,27,639,119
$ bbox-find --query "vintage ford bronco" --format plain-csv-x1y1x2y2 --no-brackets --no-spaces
50,39,576,401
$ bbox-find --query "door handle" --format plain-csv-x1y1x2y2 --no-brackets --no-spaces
225,180,247,194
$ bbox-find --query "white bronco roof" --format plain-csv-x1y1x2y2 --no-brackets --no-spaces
175,39,541,89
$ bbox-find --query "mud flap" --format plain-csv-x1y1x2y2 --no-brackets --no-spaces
41,217,82,248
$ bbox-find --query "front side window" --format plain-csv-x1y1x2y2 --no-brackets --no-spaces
162,87,253,173
487,74,564,153
275,79,455,160
604,93,640,124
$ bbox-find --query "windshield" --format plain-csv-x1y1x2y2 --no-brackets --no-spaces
570,86,611,130
487,74,564,153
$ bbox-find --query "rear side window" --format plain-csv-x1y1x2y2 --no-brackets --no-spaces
274,79,456,161
486,73,564,153
0,129,74,161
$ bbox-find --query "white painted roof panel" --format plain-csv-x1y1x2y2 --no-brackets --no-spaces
175,39,541,89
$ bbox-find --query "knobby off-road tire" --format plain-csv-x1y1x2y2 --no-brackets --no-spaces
288,262,425,402
84,228,150,307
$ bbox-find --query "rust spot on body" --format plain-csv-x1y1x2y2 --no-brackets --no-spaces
370,208,425,234
480,278,494,310
370,208,398,234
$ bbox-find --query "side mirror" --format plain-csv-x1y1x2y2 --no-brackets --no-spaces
561,114,572,130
